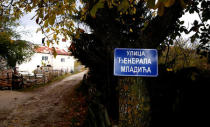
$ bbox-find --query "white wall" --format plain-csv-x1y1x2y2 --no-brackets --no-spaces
51,55,75,72
17,53,75,74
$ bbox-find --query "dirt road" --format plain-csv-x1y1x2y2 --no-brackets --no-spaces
0,71,87,127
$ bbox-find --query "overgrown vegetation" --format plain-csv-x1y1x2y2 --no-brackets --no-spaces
19,73,71,92
0,5,34,69
159,39,209,71
144,65,210,127
0,37,34,68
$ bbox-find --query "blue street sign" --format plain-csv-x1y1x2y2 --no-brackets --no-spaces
114,48,158,77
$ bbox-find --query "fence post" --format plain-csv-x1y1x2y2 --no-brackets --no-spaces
43,73,46,84
34,73,37,85
12,73,14,89
21,74,24,88
7,73,9,84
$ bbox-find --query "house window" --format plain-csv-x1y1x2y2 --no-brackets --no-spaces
61,58,65,62
42,56,48,61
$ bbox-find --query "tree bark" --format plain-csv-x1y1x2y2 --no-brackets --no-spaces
119,1,185,127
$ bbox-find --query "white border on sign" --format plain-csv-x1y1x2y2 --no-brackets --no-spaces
113,48,158,77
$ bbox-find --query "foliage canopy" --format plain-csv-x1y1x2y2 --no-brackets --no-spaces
0,3,34,68
0,0,209,49
0,32,34,68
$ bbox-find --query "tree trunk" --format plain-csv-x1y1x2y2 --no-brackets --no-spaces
119,77,150,127
118,1,185,126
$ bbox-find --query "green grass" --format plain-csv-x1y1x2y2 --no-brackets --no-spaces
18,73,71,92
17,70,86,92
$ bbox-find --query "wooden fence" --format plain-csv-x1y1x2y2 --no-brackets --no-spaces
0,70,13,89
0,69,68,90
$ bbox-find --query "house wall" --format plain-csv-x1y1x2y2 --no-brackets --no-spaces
17,53,75,74
51,55,75,72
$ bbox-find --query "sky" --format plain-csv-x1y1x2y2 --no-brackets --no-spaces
16,11,44,44
16,8,203,50
16,11,71,51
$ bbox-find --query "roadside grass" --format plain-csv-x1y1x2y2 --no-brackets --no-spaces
18,70,84,92
17,73,71,92
65,81,88,127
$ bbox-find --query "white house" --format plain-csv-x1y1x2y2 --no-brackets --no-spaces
17,46,75,74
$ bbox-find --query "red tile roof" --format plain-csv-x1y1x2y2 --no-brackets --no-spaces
35,46,70,55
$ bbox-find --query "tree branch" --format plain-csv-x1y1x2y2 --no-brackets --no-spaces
137,0,185,49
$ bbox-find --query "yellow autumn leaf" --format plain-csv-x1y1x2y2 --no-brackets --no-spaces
55,29,59,34
133,7,136,14
49,15,56,26
158,2,165,16
53,34,57,40
75,32,80,39
47,40,50,47
46,28,50,33
10,40,14,43
44,20,49,28
166,68,173,71
146,0,156,9
43,0,48,3
52,47,57,58
118,0,129,12
163,0,175,7
130,28,133,32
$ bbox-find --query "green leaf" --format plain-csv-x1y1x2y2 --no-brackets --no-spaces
49,15,56,26
191,35,196,43
147,0,156,9
141,21,149,31
180,21,184,24
118,0,129,12
159,0,168,2
90,0,104,18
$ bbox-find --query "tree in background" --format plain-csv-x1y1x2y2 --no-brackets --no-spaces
0,38,34,68
0,3,34,70
0,0,208,50
159,38,209,71
0,32,34,70
70,1,152,124
69,0,209,125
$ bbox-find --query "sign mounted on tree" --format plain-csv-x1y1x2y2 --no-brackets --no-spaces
114,48,158,77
